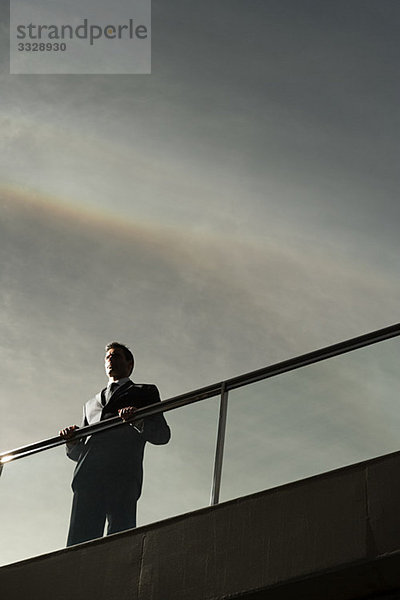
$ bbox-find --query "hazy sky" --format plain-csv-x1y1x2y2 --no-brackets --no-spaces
0,0,399,564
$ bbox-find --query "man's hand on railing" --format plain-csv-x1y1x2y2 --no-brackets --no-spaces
118,406,137,421
118,406,145,433
59,425,79,441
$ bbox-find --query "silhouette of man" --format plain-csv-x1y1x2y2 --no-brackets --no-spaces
60,342,170,546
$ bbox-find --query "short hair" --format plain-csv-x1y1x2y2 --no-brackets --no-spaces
105,342,135,374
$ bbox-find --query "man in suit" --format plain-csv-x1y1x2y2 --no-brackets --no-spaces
59,342,170,546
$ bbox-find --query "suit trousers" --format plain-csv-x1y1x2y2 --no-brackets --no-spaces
66,479,138,546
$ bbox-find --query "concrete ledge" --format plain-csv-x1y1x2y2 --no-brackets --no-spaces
2,451,400,600
232,552,400,600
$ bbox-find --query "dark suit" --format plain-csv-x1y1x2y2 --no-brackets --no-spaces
66,380,170,546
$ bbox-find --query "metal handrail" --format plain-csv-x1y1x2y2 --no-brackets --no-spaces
1,322,400,465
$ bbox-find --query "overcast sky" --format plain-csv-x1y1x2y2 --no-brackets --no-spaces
0,0,399,564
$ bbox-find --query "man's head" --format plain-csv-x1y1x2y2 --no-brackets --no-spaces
104,342,134,380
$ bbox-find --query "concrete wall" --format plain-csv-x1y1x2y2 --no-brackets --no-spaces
2,451,400,600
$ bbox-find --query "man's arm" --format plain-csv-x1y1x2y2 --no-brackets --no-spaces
119,385,171,445
59,408,87,461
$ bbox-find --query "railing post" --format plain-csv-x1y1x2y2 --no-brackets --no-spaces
210,382,229,506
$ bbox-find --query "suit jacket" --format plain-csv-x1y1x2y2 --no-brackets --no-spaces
67,380,170,496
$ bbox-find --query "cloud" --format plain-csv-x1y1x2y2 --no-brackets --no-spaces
1,187,398,442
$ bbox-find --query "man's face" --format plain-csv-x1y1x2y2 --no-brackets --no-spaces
105,347,132,380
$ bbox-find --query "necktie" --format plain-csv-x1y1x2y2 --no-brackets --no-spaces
103,382,118,406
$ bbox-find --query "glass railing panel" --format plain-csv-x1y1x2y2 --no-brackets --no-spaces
221,337,400,502
0,396,219,565
139,398,219,525
0,445,74,566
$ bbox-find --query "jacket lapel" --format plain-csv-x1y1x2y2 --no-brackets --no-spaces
85,392,104,425
110,380,134,402
85,381,144,424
